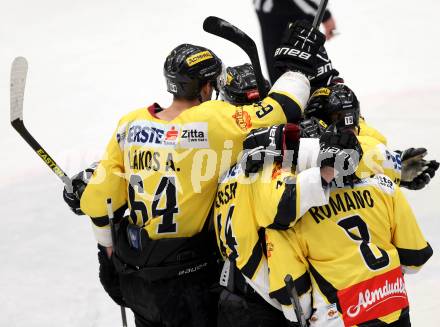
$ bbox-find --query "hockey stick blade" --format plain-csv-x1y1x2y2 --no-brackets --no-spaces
203,16,268,98
10,57,73,192
10,57,27,122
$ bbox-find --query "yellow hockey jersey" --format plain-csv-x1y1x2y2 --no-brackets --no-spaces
267,175,432,326
80,71,310,245
214,160,330,319
358,117,387,145
357,118,402,184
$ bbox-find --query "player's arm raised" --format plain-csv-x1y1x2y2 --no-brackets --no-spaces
253,21,326,126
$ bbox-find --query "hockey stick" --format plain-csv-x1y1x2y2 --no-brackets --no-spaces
203,16,268,98
312,0,329,28
203,0,329,99
106,198,128,327
10,57,73,192
284,274,307,327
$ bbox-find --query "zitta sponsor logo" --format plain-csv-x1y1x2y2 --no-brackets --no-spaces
338,267,409,326
179,122,209,148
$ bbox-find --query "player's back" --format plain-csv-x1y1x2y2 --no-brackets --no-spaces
81,93,295,241
291,175,432,326
215,163,266,279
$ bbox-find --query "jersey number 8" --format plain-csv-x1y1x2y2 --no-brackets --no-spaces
338,215,390,271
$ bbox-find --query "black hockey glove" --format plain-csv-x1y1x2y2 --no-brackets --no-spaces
62,162,98,215
300,117,328,138
309,46,342,92
317,126,363,186
97,244,126,307
397,148,440,190
274,20,326,76
242,124,301,176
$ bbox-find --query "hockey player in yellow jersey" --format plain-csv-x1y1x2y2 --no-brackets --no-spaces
214,83,433,327
62,20,328,327
216,59,438,193
303,45,439,190
257,85,432,326
267,172,433,327
215,123,364,326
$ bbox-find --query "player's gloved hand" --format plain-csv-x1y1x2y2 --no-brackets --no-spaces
309,46,343,91
274,20,326,76
62,162,99,215
397,148,440,190
97,244,126,307
317,126,363,185
242,124,301,176
300,117,328,138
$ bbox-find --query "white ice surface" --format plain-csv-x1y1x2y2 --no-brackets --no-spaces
0,0,439,326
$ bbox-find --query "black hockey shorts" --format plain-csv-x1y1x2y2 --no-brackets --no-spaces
217,288,288,327
119,270,218,327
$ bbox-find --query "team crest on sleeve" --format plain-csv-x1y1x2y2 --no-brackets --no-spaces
125,121,209,148
232,107,252,131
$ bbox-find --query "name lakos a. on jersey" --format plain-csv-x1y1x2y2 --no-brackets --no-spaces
80,72,310,244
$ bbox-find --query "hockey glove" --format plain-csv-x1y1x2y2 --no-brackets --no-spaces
62,162,98,215
398,148,440,190
97,244,126,307
317,126,363,186
309,46,342,92
242,124,301,176
300,117,328,138
274,20,326,76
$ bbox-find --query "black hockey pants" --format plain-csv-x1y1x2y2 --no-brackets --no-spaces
217,288,289,327
119,270,219,327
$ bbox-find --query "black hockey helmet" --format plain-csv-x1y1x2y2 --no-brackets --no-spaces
164,43,223,100
304,84,360,129
219,63,270,105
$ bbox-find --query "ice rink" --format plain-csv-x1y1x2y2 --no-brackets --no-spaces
1,0,439,325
